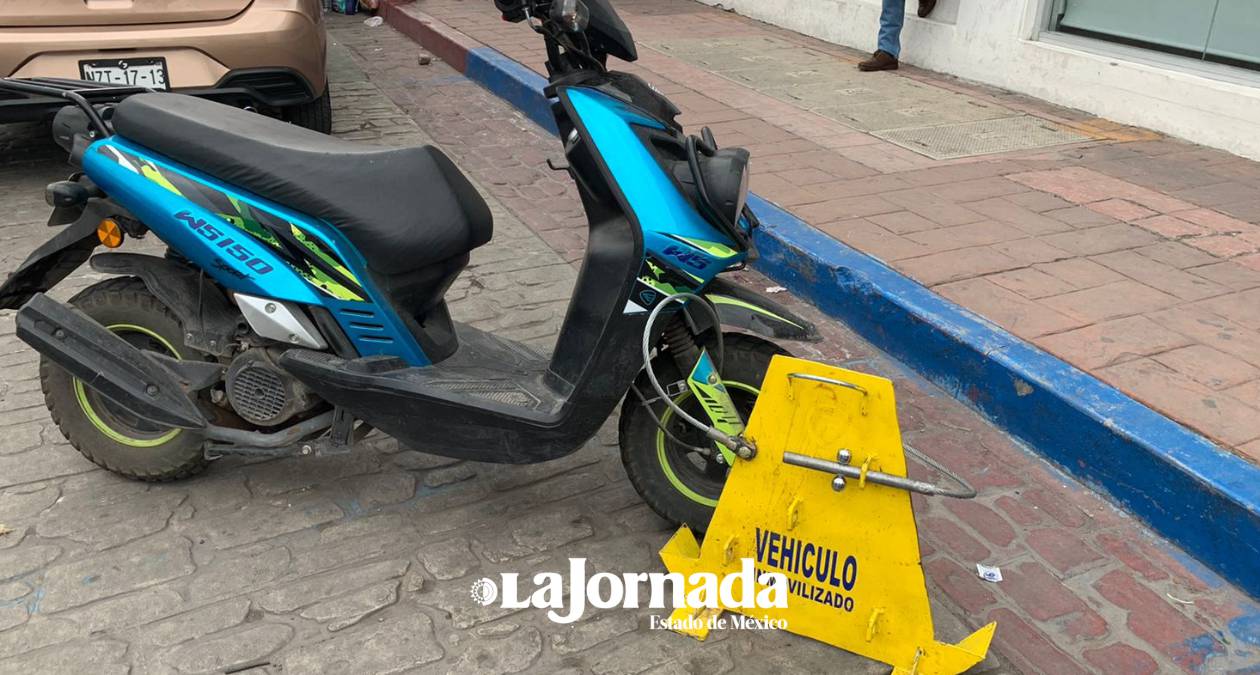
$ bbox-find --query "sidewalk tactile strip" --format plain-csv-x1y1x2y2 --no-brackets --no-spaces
876,116,1090,160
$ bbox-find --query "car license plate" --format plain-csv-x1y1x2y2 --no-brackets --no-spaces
79,57,169,90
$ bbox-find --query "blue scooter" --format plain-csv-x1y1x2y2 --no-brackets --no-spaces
0,0,818,529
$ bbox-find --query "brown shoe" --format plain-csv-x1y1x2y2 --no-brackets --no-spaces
858,50,898,72
918,0,937,17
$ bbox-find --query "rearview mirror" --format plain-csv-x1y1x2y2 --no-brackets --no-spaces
550,0,590,33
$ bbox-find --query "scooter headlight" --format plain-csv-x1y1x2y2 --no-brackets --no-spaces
697,147,751,232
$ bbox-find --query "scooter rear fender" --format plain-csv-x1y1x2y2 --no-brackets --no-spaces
0,199,111,310
15,293,208,429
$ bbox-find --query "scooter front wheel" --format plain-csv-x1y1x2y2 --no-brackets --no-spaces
618,334,786,532
40,277,211,482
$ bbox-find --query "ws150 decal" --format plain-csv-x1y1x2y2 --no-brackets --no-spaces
97,144,363,301
662,244,710,271
176,210,275,276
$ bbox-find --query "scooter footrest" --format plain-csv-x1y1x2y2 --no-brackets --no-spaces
426,380,542,409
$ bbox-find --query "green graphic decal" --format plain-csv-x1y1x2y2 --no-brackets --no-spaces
706,294,803,329
634,255,697,308
638,276,687,296
656,380,760,507
687,348,745,466
108,146,366,302
289,226,363,301
140,163,182,196
672,235,739,259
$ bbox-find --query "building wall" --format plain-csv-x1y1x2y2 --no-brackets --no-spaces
697,0,1260,161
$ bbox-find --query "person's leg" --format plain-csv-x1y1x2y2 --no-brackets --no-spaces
877,0,905,59
860,0,904,70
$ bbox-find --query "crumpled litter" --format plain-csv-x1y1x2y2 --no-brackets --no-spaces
976,564,1002,583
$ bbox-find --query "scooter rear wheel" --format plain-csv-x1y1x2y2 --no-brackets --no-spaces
40,277,211,482
618,334,786,532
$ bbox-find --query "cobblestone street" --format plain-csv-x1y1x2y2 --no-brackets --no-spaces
0,11,1256,675
0,34,903,675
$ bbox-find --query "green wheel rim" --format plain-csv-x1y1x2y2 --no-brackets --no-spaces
73,323,183,448
655,381,760,507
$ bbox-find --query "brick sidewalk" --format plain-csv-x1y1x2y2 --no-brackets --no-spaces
405,0,1260,465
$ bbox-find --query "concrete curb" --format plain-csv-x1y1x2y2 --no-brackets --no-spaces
378,1,473,72
379,2,1260,598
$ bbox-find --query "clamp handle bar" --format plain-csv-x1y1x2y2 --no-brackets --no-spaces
787,372,868,396
783,445,976,499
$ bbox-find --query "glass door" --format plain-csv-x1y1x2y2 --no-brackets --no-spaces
1050,0,1260,71
1206,0,1260,70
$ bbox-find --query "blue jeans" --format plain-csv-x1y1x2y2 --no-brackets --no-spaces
878,0,905,59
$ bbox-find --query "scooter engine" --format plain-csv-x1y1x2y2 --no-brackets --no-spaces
225,348,321,427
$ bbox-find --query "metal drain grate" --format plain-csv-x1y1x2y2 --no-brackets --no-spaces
875,116,1090,160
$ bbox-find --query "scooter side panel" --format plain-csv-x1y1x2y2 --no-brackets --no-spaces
565,87,748,310
82,137,430,365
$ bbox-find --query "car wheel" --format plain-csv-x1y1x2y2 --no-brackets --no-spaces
282,88,332,134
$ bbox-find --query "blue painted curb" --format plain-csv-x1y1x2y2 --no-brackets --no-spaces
458,46,1260,597
467,48,559,135
750,194,1260,595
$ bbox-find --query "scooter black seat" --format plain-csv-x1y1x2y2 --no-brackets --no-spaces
111,93,493,275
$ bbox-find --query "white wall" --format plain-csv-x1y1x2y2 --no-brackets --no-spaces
698,0,1260,161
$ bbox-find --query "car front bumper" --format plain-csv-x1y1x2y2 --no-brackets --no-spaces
0,3,325,122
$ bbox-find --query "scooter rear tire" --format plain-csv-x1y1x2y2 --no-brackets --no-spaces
40,277,211,482
618,334,786,533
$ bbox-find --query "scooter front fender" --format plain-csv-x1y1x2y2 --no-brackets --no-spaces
701,277,819,342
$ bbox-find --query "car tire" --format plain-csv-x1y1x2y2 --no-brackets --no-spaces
282,88,332,134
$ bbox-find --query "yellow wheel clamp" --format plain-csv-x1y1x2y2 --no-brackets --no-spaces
660,355,996,675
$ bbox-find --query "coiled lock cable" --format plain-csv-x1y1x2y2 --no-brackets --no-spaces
637,293,975,498
639,292,756,460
